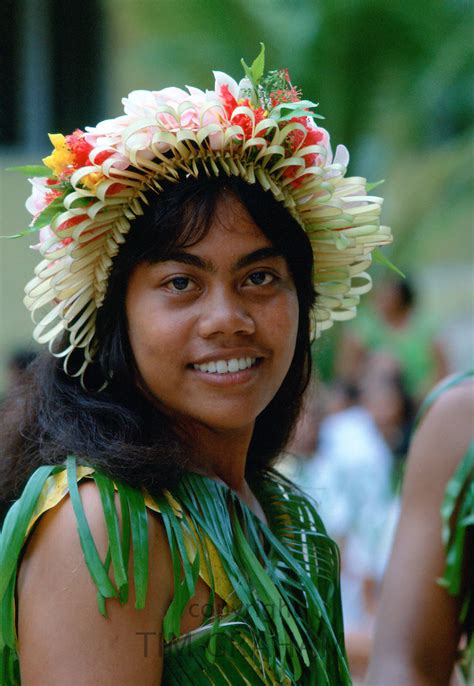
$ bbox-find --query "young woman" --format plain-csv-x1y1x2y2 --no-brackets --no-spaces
0,52,391,685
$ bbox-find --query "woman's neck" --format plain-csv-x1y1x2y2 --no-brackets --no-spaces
175,419,267,524
178,420,254,492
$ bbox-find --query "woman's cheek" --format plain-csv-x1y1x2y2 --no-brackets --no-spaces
266,291,299,360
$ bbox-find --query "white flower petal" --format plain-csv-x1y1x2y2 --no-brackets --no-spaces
237,77,253,99
213,70,239,99
156,87,190,103
333,144,350,168
186,85,206,98
122,90,157,115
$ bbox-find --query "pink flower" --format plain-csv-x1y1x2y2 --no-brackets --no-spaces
30,224,56,252
81,75,253,165
25,178,52,217
84,116,128,149
85,86,225,158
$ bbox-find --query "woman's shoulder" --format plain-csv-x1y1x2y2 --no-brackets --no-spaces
21,470,170,556
415,370,474,429
409,372,474,484
403,371,474,497
1,458,174,606
15,460,183,533
397,373,474,596
2,462,174,685
16,476,169,605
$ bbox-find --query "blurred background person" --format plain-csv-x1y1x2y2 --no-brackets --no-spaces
359,352,416,490
293,379,399,680
336,277,449,408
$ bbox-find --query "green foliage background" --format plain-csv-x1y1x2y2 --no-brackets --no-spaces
104,0,473,267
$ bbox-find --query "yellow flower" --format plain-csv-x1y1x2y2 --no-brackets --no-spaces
82,172,105,190
42,134,74,177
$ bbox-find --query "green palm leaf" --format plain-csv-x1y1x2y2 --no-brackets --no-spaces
66,456,118,602
153,492,200,640
0,464,60,685
440,441,474,603
93,471,129,603
118,481,149,610
1,461,351,684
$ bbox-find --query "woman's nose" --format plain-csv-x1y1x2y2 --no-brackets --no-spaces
197,288,256,338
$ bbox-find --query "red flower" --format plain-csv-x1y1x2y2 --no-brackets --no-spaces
286,117,323,153
45,188,62,205
220,84,239,120
283,119,325,185
220,85,267,139
56,214,87,235
231,99,266,139
94,150,114,165
65,130,115,170
268,69,302,106
106,183,126,195
65,130,94,168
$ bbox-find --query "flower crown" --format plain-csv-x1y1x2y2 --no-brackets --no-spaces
17,46,391,384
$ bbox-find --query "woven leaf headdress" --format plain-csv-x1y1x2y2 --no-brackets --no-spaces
17,45,391,383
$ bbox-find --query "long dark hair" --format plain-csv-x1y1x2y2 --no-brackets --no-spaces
0,176,315,500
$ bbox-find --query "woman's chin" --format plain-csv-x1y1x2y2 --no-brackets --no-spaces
177,410,258,436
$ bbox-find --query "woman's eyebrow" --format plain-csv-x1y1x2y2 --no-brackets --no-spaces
158,246,283,272
235,247,283,270
159,252,213,271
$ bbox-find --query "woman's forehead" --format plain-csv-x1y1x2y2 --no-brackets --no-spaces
120,181,307,283
171,193,274,257
202,203,268,242
212,192,265,234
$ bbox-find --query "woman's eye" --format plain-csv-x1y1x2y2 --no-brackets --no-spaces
246,271,274,286
167,276,192,291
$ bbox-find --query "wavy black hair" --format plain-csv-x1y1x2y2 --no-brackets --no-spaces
0,176,315,501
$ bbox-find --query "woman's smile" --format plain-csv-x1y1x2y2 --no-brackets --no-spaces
192,356,257,374
188,353,263,386
125,193,299,433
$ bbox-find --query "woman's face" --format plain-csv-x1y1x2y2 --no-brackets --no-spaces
125,193,299,434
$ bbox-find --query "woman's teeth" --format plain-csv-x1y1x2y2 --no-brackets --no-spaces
193,357,257,374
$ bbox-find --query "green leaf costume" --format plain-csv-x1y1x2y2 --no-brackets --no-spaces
0,456,351,685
